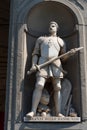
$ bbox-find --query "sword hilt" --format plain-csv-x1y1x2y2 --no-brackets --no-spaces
27,65,40,75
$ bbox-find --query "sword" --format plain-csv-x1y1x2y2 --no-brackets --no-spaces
27,47,83,75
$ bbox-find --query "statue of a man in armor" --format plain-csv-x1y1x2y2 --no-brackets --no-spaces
26,21,67,117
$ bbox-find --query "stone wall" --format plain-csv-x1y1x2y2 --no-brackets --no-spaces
5,0,87,130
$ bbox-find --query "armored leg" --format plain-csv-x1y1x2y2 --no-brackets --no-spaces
26,76,46,117
53,79,63,117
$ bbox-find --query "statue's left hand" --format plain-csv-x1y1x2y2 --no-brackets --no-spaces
69,49,76,56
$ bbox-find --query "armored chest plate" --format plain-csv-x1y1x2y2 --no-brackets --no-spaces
41,37,60,59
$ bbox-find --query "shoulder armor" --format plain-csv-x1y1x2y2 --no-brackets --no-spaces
57,37,65,47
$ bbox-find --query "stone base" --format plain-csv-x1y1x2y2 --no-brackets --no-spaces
24,116,81,122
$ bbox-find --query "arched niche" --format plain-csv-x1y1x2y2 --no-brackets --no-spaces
23,1,81,118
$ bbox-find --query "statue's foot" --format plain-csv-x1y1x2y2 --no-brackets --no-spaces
58,113,65,117
41,112,47,117
26,111,35,118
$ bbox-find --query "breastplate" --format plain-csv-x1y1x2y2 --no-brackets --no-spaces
40,37,60,59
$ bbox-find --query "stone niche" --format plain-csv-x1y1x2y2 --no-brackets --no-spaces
5,0,87,130
23,1,81,118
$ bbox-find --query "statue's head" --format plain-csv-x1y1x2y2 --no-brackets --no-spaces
49,21,59,35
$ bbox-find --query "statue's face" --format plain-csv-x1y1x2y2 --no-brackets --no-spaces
49,23,57,34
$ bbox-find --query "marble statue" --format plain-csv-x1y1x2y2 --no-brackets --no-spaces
26,21,67,118
26,21,82,118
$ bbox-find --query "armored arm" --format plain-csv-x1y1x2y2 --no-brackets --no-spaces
58,37,68,62
59,38,76,62
32,55,38,67
27,38,41,75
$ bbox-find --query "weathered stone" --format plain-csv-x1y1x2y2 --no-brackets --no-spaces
24,116,81,122
5,0,87,130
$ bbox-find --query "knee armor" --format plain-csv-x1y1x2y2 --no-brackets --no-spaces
35,81,44,90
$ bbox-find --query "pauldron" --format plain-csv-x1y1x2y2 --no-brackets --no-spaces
32,48,40,56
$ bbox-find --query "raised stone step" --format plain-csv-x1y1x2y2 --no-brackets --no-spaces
24,116,81,122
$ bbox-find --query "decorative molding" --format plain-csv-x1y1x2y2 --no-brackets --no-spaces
68,0,84,10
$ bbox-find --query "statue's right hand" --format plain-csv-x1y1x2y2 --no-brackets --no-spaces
30,65,37,71
27,65,37,75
